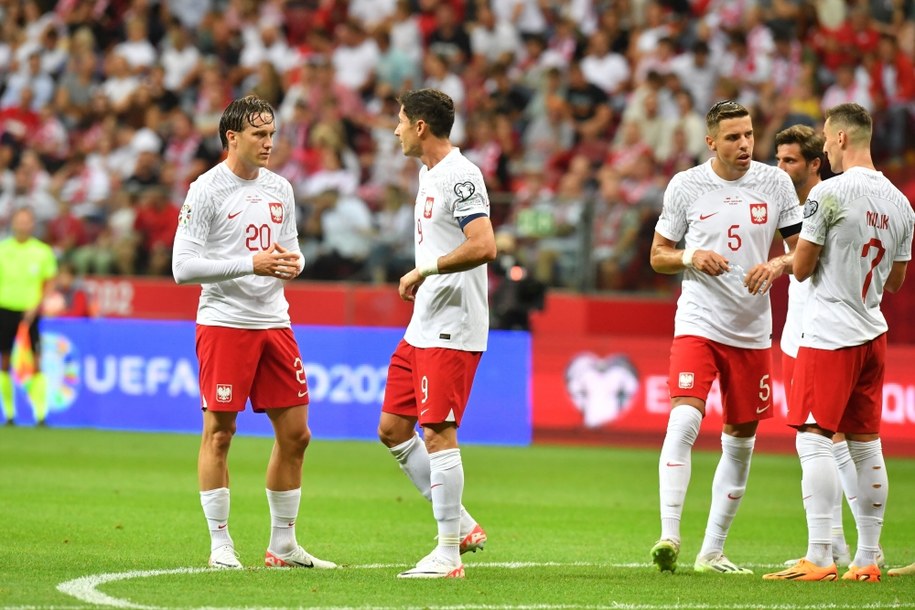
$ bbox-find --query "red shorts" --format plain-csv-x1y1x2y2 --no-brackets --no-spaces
788,334,886,434
668,335,773,425
196,325,309,412
781,351,796,403
381,339,482,426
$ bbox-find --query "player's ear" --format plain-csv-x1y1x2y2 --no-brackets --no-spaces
706,134,715,151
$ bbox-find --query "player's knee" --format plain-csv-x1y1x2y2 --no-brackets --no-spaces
377,424,397,447
283,427,311,453
206,428,235,453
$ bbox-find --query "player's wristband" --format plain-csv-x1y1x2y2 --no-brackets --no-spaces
418,259,440,277
682,247,697,269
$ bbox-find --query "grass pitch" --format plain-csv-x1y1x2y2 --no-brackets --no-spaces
1,426,914,609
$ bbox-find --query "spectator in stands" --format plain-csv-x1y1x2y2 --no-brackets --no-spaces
373,28,420,93
42,261,94,318
565,60,612,145
469,3,520,68
580,29,630,107
114,16,157,74
300,187,373,281
1,51,55,111
365,183,414,284
591,168,642,291
160,22,202,101
868,33,915,165
821,62,873,114
427,2,472,67
671,40,718,113
133,185,178,276
332,19,380,97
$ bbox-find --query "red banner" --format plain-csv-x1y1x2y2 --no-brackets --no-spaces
533,334,915,456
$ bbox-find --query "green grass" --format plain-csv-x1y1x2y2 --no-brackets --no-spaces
1,427,914,609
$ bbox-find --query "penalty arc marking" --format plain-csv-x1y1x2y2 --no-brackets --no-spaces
54,564,915,610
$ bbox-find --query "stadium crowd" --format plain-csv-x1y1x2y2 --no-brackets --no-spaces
1,0,914,293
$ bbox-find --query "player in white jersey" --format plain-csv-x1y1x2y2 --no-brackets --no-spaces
649,100,803,575
172,95,336,571
775,125,856,567
764,103,914,583
377,89,497,579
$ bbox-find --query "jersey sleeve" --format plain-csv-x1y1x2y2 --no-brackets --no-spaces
175,179,214,246
655,174,688,242
800,182,840,246
445,168,489,220
775,172,802,228
280,178,298,242
895,206,915,262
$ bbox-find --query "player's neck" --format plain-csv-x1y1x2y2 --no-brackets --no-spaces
420,139,453,169
797,178,820,204
837,149,876,173
224,155,261,181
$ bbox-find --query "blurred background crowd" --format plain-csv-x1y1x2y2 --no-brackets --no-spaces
2,0,915,297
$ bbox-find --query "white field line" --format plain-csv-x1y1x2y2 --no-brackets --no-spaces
53,563,915,610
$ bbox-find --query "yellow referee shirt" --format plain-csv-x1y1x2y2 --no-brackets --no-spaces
0,237,57,312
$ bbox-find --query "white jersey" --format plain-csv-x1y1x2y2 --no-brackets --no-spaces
780,264,810,358
799,167,914,349
656,159,801,348
176,162,298,329
404,148,490,351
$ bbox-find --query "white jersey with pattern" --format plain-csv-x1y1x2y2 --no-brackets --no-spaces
656,159,802,348
799,167,914,349
404,148,490,351
176,162,298,329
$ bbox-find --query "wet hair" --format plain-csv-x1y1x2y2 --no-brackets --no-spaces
218,95,275,150
775,124,825,168
824,103,872,145
705,99,750,135
397,89,455,138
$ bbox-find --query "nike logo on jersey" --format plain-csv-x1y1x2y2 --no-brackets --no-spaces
699,212,719,220
756,405,771,414
228,210,243,219
298,390,308,398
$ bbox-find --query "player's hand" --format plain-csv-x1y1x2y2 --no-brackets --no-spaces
692,250,730,276
273,243,304,277
398,268,425,302
743,260,784,295
253,244,301,280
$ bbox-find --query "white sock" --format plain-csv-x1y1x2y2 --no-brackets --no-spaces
429,448,463,564
200,487,233,552
833,440,858,518
796,432,836,567
390,433,476,536
848,439,887,567
266,488,301,555
698,433,755,558
658,405,702,543
830,441,854,553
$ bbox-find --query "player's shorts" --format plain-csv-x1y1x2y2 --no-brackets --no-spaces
0,308,40,358
196,325,309,413
382,339,482,426
668,335,773,425
781,351,796,399
788,334,886,434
